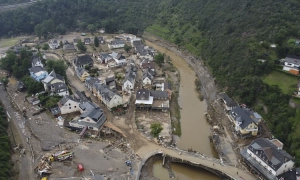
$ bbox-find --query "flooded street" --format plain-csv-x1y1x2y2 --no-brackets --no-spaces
145,40,220,179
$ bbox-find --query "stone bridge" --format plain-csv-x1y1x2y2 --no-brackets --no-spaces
136,144,256,180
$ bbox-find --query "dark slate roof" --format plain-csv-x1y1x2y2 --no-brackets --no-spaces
59,95,75,105
100,53,112,59
132,40,142,47
136,89,150,100
143,68,155,76
74,90,90,103
277,168,300,180
79,101,99,111
75,67,87,77
74,55,93,66
49,70,64,81
248,138,293,171
143,71,153,81
123,73,135,84
150,91,168,99
63,43,76,50
219,92,237,108
230,106,257,129
28,66,46,73
80,108,105,122
84,38,91,42
164,80,172,90
85,77,100,87
52,82,68,93
285,55,300,65
31,54,42,65
105,76,115,83
136,45,148,56
111,40,125,45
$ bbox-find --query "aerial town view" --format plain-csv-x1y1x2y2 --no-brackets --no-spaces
0,1,300,180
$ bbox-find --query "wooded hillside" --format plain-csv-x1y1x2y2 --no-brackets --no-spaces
0,0,300,165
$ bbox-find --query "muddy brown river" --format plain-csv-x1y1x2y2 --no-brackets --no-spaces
145,40,220,179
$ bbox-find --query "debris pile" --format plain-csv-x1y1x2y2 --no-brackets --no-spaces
35,150,74,177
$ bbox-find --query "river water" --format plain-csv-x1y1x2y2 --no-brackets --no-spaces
145,40,220,179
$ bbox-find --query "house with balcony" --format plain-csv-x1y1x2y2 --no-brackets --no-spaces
240,138,295,180
229,106,259,136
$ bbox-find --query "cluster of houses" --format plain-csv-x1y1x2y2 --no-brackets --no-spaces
219,92,300,180
28,54,69,96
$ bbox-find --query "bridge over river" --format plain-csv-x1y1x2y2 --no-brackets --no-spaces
136,144,256,180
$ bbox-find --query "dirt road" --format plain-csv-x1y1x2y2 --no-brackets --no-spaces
0,85,35,180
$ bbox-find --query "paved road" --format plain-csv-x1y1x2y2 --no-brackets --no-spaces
0,85,34,180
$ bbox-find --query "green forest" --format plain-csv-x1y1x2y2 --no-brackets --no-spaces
0,104,11,178
1,0,300,165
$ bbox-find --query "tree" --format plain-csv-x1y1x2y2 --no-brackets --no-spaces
35,45,41,52
154,53,164,67
59,41,63,48
0,50,17,73
45,60,67,77
77,39,87,52
94,37,99,47
34,24,43,39
22,76,44,94
150,123,163,138
42,43,49,50
56,23,66,35
124,44,132,53
87,24,96,34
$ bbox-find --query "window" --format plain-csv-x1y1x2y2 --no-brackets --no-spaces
74,106,76,108
69,103,71,106
69,107,71,109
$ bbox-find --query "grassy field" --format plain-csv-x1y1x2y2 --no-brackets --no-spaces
263,70,298,95
0,37,23,48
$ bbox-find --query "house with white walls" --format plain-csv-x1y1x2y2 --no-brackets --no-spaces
241,138,295,180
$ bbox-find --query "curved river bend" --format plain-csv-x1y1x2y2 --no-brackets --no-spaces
145,40,220,180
